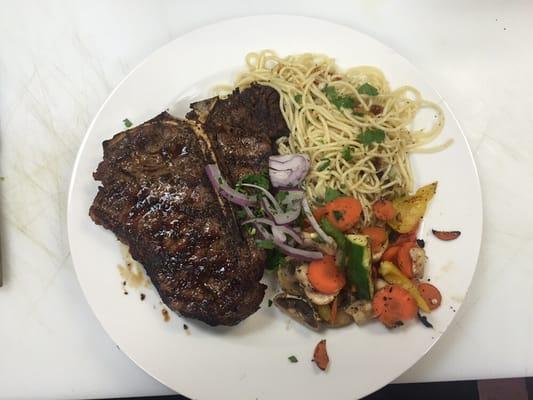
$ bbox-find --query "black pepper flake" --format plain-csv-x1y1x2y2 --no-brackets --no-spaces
416,239,425,248
417,312,434,328
124,291,129,295
122,281,127,286
268,299,273,307
183,324,189,330
389,230,399,243
392,320,404,328
140,293,146,301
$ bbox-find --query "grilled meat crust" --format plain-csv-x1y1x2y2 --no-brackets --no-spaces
90,85,288,326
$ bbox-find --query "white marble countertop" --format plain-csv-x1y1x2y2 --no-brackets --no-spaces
1,1,532,399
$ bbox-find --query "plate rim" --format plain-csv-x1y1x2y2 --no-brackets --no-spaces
67,14,483,399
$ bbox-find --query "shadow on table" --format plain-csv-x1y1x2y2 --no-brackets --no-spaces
104,377,533,400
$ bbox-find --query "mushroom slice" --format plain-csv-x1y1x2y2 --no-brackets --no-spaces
304,288,336,306
277,264,303,296
273,293,320,330
374,278,388,291
409,247,427,279
345,300,376,325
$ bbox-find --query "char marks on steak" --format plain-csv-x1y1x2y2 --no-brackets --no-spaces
90,85,289,326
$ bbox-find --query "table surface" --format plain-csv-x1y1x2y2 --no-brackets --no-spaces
1,1,532,399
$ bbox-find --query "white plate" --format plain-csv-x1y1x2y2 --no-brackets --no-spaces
67,15,482,400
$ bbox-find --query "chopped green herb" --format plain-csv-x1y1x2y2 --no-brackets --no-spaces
324,86,355,110
123,118,133,128
275,191,289,204
288,355,298,363
256,240,275,249
317,159,331,172
341,146,352,161
294,94,302,104
324,86,337,99
239,172,270,190
357,83,379,96
265,248,286,270
268,299,273,307
354,112,365,117
324,187,343,203
236,210,247,220
244,224,256,235
333,210,344,221
294,212,305,229
357,128,386,145
217,177,224,185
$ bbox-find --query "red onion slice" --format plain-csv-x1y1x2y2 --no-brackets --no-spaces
269,154,310,188
273,238,323,261
242,207,271,239
302,198,335,246
273,225,304,245
205,165,256,206
241,218,303,245
272,205,301,225
240,183,282,213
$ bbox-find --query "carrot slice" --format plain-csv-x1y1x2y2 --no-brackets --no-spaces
308,255,346,295
372,285,418,328
312,339,329,371
382,246,400,263
313,206,330,222
372,200,396,221
397,242,417,278
418,283,442,310
432,229,461,241
392,223,419,246
325,197,362,232
361,226,388,254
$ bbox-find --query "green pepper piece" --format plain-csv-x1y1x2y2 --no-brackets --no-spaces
319,218,346,251
345,235,373,300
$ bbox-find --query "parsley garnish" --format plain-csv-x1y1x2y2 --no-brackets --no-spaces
341,146,352,161
354,112,364,117
265,248,286,270
256,240,274,249
357,83,379,96
275,191,289,204
325,187,343,203
294,94,302,104
236,210,247,220
268,299,273,307
333,210,344,221
239,172,270,190
317,159,331,172
288,355,298,363
123,118,133,128
324,86,355,110
357,128,385,145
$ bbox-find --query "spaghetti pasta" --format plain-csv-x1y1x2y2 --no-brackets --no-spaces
218,50,449,225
